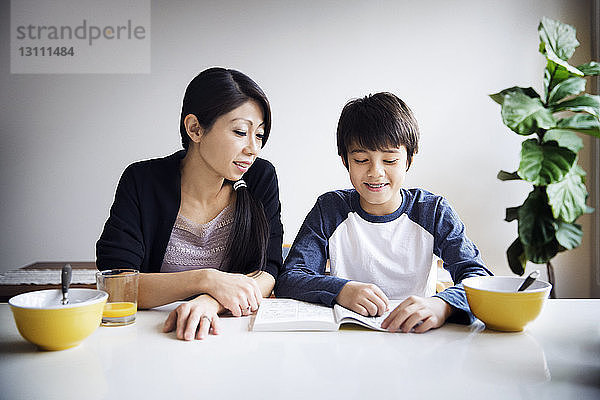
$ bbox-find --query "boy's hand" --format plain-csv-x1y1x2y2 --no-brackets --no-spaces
381,296,453,333
336,281,389,316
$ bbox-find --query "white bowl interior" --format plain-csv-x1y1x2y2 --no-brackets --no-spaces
463,276,551,293
9,289,108,309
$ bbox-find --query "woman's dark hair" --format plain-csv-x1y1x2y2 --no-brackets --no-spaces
180,67,271,274
224,182,269,274
336,92,420,170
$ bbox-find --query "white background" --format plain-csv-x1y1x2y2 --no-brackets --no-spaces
0,0,596,297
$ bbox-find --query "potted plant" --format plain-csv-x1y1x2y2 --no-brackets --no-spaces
490,17,599,298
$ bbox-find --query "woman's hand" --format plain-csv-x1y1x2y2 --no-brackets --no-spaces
205,270,263,316
163,294,221,340
335,281,389,317
381,296,453,333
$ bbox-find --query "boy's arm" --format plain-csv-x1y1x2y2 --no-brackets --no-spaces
274,200,350,306
432,197,493,324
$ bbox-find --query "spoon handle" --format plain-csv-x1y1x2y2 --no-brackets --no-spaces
61,264,72,303
517,270,540,292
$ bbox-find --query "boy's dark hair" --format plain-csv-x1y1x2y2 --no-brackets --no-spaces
336,92,419,170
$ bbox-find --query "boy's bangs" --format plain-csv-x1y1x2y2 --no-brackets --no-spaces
347,128,401,152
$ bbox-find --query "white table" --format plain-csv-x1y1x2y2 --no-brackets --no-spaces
1,300,598,400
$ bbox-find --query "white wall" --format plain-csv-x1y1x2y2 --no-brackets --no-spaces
1,0,596,298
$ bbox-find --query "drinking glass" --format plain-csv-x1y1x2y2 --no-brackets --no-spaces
96,269,139,326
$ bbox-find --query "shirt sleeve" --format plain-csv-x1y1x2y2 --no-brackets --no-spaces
274,199,349,306
96,164,145,271
431,197,492,324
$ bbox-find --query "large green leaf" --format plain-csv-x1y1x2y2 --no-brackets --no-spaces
543,59,582,96
518,188,556,247
551,94,600,117
490,87,540,105
542,129,583,153
577,61,600,76
523,240,559,264
518,188,558,264
518,139,576,185
547,77,586,105
497,170,521,181
506,238,527,275
557,114,600,138
505,206,520,222
545,51,584,76
501,92,556,135
546,164,588,223
554,221,583,250
538,17,579,61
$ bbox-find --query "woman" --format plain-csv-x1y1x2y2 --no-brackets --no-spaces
96,67,283,340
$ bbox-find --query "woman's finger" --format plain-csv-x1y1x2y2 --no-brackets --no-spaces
210,314,221,335
163,310,176,332
175,305,191,339
252,281,262,309
196,315,211,340
239,303,249,316
229,300,242,317
249,287,260,312
183,310,202,341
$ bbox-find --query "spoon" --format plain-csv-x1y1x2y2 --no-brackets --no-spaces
61,264,72,305
517,270,540,292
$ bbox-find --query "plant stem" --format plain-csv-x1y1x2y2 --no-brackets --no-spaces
537,129,546,142
547,260,557,299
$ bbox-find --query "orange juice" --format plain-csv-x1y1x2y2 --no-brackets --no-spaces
103,302,137,318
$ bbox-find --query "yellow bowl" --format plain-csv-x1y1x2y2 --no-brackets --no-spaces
9,289,108,351
463,276,551,332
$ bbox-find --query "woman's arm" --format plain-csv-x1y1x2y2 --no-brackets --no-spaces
249,270,275,297
139,268,272,313
138,269,213,309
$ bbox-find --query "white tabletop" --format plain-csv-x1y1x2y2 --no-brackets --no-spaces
1,299,599,400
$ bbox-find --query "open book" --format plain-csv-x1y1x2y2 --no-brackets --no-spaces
252,298,398,332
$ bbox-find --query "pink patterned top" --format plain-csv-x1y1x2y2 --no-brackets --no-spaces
160,204,234,272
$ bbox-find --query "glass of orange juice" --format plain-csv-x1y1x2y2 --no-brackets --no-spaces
96,269,139,326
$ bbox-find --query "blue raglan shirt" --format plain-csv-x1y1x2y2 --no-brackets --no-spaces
275,188,492,324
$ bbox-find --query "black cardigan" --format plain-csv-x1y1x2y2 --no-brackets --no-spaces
96,150,283,278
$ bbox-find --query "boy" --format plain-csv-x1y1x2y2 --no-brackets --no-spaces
274,92,491,333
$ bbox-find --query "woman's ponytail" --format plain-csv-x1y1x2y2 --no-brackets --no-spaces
222,180,269,274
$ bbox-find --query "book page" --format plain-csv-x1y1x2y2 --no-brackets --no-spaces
252,298,337,331
333,301,401,332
